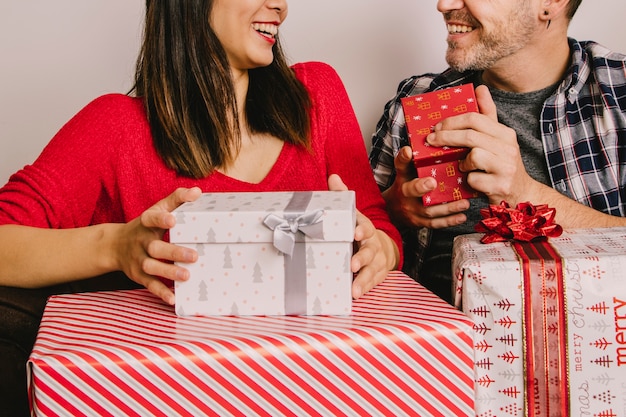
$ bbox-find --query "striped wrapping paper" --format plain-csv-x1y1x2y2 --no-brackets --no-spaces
28,271,475,417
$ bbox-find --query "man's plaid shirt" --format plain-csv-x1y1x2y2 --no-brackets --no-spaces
369,38,626,277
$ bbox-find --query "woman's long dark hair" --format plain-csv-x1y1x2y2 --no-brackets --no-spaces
132,0,311,178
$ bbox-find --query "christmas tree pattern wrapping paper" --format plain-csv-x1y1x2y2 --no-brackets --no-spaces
453,227,626,417
170,191,355,316
401,84,480,206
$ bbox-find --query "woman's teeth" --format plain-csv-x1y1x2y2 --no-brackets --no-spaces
252,23,278,38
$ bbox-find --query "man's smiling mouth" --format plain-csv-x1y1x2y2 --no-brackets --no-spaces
447,24,475,34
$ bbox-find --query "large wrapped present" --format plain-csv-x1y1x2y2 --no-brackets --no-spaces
401,84,480,206
170,191,355,316
453,226,626,417
28,272,476,416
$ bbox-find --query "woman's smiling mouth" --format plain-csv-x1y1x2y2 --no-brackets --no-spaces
252,22,278,40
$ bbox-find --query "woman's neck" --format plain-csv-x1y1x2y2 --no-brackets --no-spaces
232,68,249,117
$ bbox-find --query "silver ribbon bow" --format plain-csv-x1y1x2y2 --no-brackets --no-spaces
263,210,325,256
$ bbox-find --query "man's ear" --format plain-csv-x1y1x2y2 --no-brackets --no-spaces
540,0,571,22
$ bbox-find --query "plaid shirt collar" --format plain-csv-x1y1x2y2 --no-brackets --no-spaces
541,39,626,216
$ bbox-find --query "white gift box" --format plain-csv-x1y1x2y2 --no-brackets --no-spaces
453,228,626,417
170,191,355,316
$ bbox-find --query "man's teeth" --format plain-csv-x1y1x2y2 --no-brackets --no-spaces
253,23,278,37
447,24,474,34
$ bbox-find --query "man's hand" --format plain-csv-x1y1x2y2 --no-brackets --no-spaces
426,85,536,207
383,146,470,229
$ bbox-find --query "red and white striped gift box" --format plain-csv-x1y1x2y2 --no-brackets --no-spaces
28,272,475,417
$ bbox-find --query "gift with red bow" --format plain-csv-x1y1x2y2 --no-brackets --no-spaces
454,203,625,417
474,201,563,244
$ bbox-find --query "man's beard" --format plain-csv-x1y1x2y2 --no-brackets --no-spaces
444,6,535,73
446,35,520,73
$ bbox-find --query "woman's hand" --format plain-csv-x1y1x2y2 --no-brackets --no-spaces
114,187,202,305
328,174,399,299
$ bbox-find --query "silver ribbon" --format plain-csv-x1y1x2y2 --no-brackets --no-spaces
263,192,325,315
263,210,325,257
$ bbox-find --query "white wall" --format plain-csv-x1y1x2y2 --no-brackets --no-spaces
1,1,625,185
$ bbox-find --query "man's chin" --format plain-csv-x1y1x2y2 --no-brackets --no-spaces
446,54,484,73
446,58,471,73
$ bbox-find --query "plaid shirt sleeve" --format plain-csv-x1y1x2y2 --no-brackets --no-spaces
368,75,436,278
369,78,418,191
542,39,626,217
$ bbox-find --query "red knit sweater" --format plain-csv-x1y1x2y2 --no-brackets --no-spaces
0,62,402,266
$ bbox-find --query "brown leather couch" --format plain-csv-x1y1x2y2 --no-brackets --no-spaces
0,272,140,417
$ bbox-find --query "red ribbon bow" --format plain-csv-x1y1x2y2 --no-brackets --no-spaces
475,201,563,244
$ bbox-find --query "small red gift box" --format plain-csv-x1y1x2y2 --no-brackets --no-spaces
401,84,480,206
28,272,476,416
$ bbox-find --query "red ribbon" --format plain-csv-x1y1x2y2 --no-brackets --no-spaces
475,201,563,244
514,241,569,417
